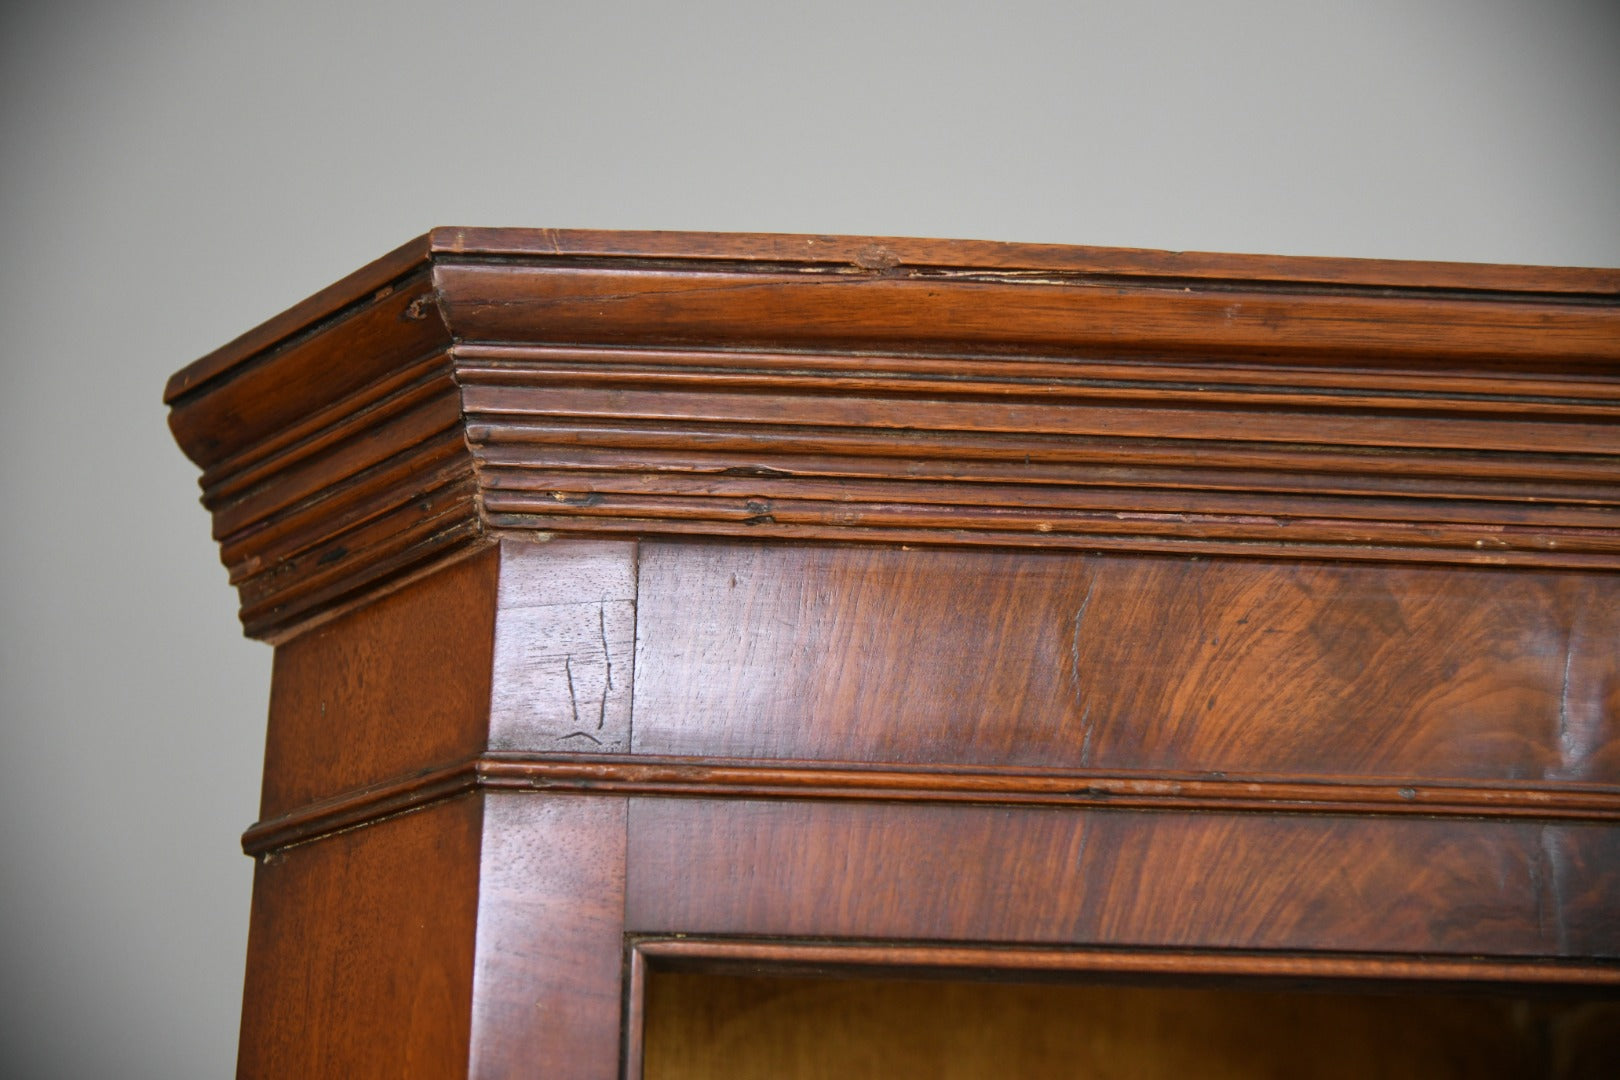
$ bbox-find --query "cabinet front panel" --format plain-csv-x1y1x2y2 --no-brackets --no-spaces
631,543,1620,785
626,797,1620,958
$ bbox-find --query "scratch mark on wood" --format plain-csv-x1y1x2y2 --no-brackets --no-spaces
1070,572,1097,761
1539,826,1571,955
1528,839,1547,941
1558,628,1574,761
600,606,614,691
559,730,602,746
627,540,640,753
564,655,581,729
853,244,901,271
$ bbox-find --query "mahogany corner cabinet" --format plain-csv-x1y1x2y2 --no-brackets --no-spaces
167,229,1620,1078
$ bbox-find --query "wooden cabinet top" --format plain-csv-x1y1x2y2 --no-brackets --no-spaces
165,229,1620,639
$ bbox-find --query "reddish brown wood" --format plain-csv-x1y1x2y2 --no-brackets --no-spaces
429,226,1620,294
632,938,1620,987
624,798,1620,959
469,795,627,1080
237,796,482,1078
433,261,1620,366
166,232,1620,1078
239,755,1620,860
631,543,1620,785
642,971,1618,1080
261,545,497,818
165,228,1620,641
165,232,436,403
490,541,638,753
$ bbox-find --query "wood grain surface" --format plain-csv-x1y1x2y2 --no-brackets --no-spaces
176,232,1620,1077
425,227,1620,293
165,229,1620,639
643,972,1620,1080
626,798,1620,959
261,544,497,819
632,937,1620,988
431,259,1620,364
491,540,638,753
469,794,627,1080
632,543,1620,785
237,796,482,1079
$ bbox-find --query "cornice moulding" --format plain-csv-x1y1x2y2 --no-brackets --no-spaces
165,229,1620,640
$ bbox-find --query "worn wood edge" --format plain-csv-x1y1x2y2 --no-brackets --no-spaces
194,450,485,643
485,517,1620,569
239,754,1620,856
186,342,480,640
172,226,1620,422
452,349,1620,412
166,231,1620,637
218,432,469,560
470,417,1620,491
428,226,1620,296
164,232,434,404
433,264,1620,370
200,350,458,506
457,337,1618,564
238,481,484,640
166,229,1620,453
452,359,1619,457
622,930,649,1080
249,529,493,646
478,488,1620,561
628,937,1620,989
478,467,1620,529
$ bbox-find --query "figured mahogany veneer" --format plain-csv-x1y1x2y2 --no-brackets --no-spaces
167,231,1620,1078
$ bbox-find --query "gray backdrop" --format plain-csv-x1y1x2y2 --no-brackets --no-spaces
2,1,1617,1075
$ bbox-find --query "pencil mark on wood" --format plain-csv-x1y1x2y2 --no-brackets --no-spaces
595,617,610,731
564,655,581,729
558,730,602,746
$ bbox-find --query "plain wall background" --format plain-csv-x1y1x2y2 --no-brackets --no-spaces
2,1,1617,1075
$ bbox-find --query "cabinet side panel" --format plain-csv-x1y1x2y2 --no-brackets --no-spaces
238,797,482,1079
262,546,499,818
632,543,1620,784
471,794,629,1080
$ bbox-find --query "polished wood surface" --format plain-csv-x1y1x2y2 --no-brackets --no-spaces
645,972,1620,1080
165,231,1620,1077
644,972,1620,1080
238,796,482,1078
632,543,1620,783
491,542,638,753
625,798,1620,958
470,795,626,1079
166,229,1620,641
261,545,496,818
